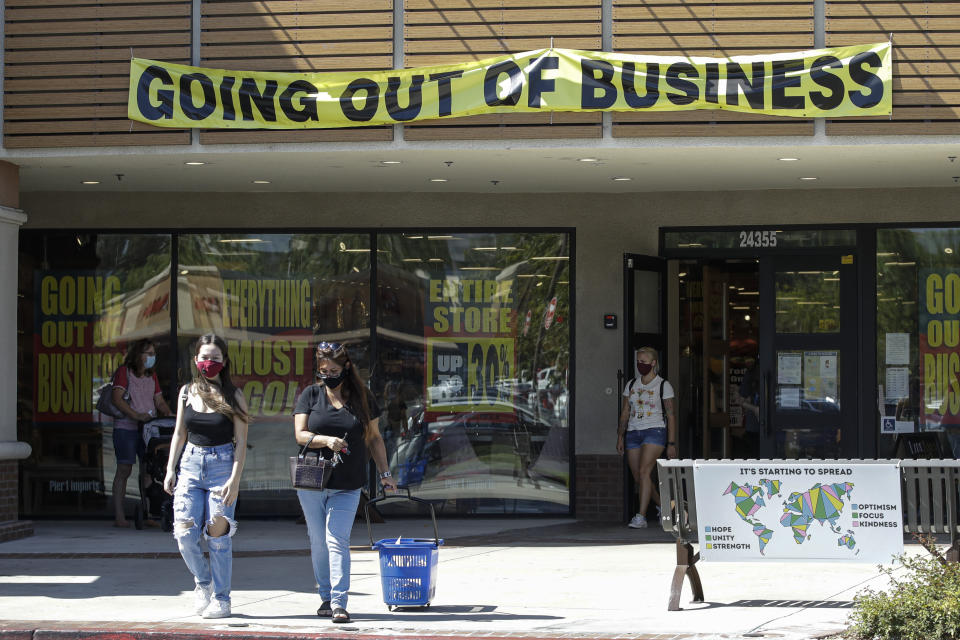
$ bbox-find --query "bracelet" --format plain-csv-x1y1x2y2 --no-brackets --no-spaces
667,441,676,445
378,470,392,479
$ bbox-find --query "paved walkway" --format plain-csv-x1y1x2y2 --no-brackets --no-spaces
0,517,923,640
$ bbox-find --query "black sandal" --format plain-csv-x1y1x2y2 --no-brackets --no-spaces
316,601,332,617
331,608,351,623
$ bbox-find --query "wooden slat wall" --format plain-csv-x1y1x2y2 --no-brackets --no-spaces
403,0,602,141
612,0,815,137
4,0,191,148
826,1,960,135
199,0,394,144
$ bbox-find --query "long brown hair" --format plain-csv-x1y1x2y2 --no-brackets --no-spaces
191,333,249,423
122,338,156,376
316,342,376,445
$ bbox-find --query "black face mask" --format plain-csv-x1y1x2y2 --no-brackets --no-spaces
320,369,348,389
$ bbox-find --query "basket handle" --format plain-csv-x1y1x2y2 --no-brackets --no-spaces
364,486,440,547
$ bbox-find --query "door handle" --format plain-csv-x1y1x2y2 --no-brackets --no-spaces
761,371,771,438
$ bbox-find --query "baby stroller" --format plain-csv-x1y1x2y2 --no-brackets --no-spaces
137,416,176,531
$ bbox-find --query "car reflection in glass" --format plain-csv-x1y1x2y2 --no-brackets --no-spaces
385,394,569,498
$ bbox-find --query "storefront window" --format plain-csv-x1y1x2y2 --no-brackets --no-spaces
376,232,571,514
877,228,960,457
18,229,573,518
18,232,172,517
178,233,370,515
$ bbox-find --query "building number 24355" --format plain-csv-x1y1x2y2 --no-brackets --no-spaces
739,230,777,248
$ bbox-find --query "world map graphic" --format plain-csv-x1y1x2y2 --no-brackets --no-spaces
721,480,858,555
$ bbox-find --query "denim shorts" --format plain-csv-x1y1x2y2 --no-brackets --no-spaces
625,428,667,450
113,427,144,465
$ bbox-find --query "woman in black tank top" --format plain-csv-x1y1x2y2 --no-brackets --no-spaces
164,334,250,619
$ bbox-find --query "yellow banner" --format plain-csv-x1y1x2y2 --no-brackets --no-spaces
129,43,891,129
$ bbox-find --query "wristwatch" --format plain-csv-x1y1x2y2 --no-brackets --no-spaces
378,470,392,479
667,441,676,446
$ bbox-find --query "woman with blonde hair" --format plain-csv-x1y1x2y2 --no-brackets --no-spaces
294,340,397,623
616,346,677,528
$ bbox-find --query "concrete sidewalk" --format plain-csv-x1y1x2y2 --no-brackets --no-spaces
0,517,920,640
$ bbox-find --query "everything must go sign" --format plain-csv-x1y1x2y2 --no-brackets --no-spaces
693,462,903,563
128,42,892,130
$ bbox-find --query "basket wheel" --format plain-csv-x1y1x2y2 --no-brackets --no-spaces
387,605,394,612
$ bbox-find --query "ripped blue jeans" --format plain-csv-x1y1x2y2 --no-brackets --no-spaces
173,443,237,604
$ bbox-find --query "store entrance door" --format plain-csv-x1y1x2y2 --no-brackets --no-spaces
757,253,858,458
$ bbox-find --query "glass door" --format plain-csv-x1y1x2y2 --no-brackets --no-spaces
622,254,666,520
758,254,858,458
624,254,667,381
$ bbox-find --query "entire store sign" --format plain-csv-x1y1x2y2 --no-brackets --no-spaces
424,276,516,414
128,42,892,129
919,269,960,430
694,461,903,563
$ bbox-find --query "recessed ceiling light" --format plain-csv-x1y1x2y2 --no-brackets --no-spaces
184,161,206,166
578,157,599,162
252,180,271,184
611,176,631,181
380,160,401,165
778,157,800,162
81,180,100,185
429,178,448,183
799,177,818,181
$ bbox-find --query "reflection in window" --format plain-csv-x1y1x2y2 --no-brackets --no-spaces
775,270,840,333
877,228,960,453
177,233,371,512
18,233,172,517
377,233,571,514
18,230,574,519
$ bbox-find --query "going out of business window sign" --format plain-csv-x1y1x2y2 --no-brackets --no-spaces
128,42,892,129
694,461,903,563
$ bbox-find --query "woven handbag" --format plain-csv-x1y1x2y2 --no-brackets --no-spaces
289,434,338,491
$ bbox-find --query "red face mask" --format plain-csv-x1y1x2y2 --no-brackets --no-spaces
197,360,224,378
637,362,653,376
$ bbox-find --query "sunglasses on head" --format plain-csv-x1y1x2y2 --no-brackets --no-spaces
317,341,344,353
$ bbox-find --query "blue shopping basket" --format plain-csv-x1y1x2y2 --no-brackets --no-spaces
365,490,443,610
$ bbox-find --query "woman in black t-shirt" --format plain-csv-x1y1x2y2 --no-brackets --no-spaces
294,341,397,624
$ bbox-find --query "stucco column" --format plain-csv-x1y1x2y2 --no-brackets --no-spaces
0,161,33,541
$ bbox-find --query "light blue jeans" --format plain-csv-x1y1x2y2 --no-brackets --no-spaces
297,488,361,610
173,443,237,604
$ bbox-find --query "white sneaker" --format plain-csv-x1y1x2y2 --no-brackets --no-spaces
193,583,213,615
202,599,231,619
627,514,648,529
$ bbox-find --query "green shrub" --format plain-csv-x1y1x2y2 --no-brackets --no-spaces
847,537,960,640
